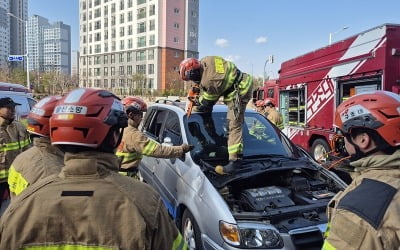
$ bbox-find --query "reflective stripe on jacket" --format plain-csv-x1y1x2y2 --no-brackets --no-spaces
198,56,253,104
0,117,30,183
116,125,184,171
8,137,64,198
0,151,187,250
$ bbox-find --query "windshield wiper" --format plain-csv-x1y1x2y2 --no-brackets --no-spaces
243,154,298,161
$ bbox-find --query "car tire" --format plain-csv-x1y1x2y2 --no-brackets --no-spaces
311,138,330,162
182,209,202,250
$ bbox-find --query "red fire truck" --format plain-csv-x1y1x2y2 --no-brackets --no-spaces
253,23,400,160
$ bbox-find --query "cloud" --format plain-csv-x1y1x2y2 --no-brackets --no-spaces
255,36,268,44
215,38,229,48
225,55,241,62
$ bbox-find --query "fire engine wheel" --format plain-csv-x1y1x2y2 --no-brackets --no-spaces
182,209,202,250
311,139,330,162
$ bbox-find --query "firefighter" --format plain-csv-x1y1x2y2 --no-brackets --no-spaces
116,96,193,177
264,98,284,129
323,90,400,250
179,56,253,175
255,99,268,117
8,96,64,199
0,88,187,250
0,97,30,208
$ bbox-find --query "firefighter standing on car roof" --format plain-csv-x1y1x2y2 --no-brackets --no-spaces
263,98,284,129
116,96,193,177
179,56,253,175
8,96,64,200
0,88,187,250
323,91,400,250
0,97,30,208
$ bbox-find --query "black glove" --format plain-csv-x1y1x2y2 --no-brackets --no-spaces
182,143,194,153
193,105,212,113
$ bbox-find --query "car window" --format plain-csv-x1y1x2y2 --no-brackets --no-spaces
161,112,182,145
186,112,302,165
143,108,168,142
0,94,30,117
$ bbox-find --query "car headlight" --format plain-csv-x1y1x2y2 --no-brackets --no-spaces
220,221,284,249
240,228,283,249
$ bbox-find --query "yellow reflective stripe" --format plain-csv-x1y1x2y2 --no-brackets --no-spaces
0,169,8,179
8,165,29,195
221,61,236,93
228,143,243,154
324,222,331,238
322,240,337,250
0,139,30,152
238,75,252,95
116,151,142,163
214,57,225,74
21,245,118,250
201,92,219,101
142,140,157,155
172,233,188,250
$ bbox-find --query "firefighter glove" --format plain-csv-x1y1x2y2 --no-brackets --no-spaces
182,143,194,153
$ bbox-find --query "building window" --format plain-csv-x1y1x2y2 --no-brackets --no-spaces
111,67,115,76
148,78,153,89
119,27,125,37
128,39,133,49
149,34,155,45
136,64,146,74
149,19,155,31
111,54,115,63
173,23,179,29
136,50,146,61
128,25,133,35
174,8,179,14
120,40,125,50
137,36,146,47
119,53,124,63
148,49,154,60
119,66,124,75
148,64,154,74
127,52,132,62
173,37,179,43
104,79,108,88
128,0,133,8
149,5,155,15
128,11,133,21
127,65,133,75
137,22,146,33
119,13,124,24
137,0,146,4
174,51,179,58
137,7,146,19
104,67,108,76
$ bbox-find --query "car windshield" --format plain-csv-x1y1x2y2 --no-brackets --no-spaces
185,111,302,165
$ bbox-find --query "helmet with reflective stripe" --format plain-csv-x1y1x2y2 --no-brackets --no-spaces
122,96,147,114
50,88,128,148
179,58,201,81
334,90,400,147
27,95,61,137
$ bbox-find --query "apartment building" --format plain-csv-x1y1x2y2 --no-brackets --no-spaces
27,15,71,75
79,0,199,94
0,0,28,68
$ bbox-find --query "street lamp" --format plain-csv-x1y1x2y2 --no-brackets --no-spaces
7,12,30,90
263,55,274,84
329,26,349,45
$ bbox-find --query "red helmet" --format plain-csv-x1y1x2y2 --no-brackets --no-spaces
334,90,400,147
179,58,201,81
264,98,275,107
122,96,147,113
255,100,265,107
50,88,128,148
27,96,62,137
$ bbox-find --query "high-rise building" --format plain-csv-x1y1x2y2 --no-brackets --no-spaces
27,15,71,75
0,0,27,69
79,0,199,94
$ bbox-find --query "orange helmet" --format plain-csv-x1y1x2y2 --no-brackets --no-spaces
334,90,400,147
122,96,147,113
27,95,62,137
255,100,265,107
179,58,201,81
50,88,128,148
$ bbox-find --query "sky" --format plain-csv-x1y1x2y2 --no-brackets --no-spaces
29,0,400,79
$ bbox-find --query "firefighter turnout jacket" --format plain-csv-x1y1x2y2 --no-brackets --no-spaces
198,56,253,160
267,108,284,129
8,137,64,199
116,125,186,171
323,149,400,250
0,117,30,183
0,151,187,250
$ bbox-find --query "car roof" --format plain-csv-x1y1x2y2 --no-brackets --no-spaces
149,102,257,116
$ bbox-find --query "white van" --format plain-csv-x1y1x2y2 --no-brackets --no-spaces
0,82,37,123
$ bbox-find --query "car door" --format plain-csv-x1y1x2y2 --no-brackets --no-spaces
152,110,185,217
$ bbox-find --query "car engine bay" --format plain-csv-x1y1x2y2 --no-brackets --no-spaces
217,167,341,233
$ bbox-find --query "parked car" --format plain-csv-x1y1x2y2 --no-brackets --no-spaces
139,103,347,250
0,82,36,125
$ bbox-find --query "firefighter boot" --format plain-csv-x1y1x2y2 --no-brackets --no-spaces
215,160,240,175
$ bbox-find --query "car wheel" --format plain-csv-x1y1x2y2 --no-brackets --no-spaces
311,138,330,162
182,209,202,250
